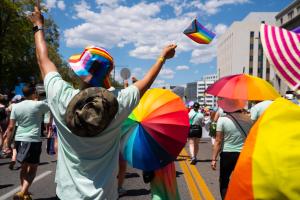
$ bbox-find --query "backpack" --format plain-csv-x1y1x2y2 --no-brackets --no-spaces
209,122,217,138
226,112,253,138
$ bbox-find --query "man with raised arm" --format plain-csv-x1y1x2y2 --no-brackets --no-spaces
29,6,176,200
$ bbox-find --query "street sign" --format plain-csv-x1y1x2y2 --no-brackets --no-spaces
120,68,131,80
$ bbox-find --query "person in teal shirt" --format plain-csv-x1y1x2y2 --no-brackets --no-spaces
29,6,177,200
211,98,247,199
250,100,273,121
4,85,49,199
188,102,204,165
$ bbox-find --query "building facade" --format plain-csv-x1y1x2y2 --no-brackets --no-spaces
275,0,300,94
185,82,197,102
276,0,300,30
197,74,218,107
217,12,278,88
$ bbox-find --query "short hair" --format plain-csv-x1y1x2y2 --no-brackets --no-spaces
22,84,36,98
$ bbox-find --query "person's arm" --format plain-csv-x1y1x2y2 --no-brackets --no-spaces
3,119,16,149
134,44,177,97
29,6,57,79
211,131,223,170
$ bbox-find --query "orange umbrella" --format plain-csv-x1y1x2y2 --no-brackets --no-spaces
205,74,280,100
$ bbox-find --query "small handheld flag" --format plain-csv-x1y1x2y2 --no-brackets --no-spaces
183,19,216,44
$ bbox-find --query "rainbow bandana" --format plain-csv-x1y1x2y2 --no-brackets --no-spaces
68,46,114,88
260,24,300,91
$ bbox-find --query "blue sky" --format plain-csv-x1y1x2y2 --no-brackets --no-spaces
43,0,293,87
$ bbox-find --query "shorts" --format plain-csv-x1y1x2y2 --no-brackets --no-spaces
188,125,202,138
15,141,42,164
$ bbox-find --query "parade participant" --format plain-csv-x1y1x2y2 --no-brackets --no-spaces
3,85,49,200
29,5,177,200
211,98,250,199
250,100,273,121
188,102,204,165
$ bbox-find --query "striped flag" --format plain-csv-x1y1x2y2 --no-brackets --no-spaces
260,24,300,90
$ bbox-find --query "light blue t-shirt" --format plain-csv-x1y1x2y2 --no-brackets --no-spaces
216,117,245,152
188,109,204,126
250,100,273,121
44,72,140,200
10,100,49,142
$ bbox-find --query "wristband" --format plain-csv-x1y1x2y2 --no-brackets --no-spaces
33,25,43,34
212,159,217,161
158,56,165,63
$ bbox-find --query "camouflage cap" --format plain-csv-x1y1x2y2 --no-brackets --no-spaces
65,87,119,137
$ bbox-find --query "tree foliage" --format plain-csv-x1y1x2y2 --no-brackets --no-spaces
0,0,62,92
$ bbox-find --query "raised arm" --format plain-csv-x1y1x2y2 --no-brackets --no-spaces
29,6,57,79
134,44,177,97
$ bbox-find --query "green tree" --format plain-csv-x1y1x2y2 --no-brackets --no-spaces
0,0,62,93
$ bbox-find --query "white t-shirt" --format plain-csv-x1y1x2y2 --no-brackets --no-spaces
44,72,140,200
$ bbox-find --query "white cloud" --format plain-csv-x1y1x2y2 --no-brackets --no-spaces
96,0,119,7
153,79,168,88
214,24,228,35
194,0,251,15
176,65,190,70
57,1,66,10
63,1,237,65
44,0,65,10
45,0,56,10
159,68,175,79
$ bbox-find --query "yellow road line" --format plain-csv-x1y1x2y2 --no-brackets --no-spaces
182,149,215,200
178,157,202,200
181,149,215,200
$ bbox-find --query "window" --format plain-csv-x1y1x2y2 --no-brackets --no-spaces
297,6,300,14
288,11,294,19
250,44,254,49
250,31,254,37
280,17,283,25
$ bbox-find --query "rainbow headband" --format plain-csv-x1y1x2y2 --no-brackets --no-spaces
68,46,114,89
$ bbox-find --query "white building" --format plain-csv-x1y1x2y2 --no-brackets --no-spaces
197,74,218,107
217,12,278,88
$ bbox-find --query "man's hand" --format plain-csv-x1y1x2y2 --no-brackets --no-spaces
211,160,217,170
28,6,44,26
160,44,177,60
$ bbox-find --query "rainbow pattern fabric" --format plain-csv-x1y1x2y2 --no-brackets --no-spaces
226,98,300,200
184,19,215,44
68,46,114,89
151,162,181,200
260,24,300,90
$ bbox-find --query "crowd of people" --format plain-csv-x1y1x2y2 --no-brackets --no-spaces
0,3,300,200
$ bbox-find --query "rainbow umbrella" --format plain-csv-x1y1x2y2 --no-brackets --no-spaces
205,74,280,100
225,98,300,200
260,24,300,91
121,88,189,171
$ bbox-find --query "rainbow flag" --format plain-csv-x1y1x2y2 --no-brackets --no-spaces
150,162,181,200
183,19,215,44
68,46,114,89
225,98,300,200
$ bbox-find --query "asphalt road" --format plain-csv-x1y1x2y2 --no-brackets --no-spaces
0,138,221,200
